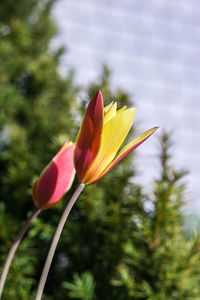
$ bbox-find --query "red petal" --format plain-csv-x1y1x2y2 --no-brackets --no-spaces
74,90,103,182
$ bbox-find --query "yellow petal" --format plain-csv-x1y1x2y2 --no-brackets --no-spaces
115,127,158,160
116,106,127,115
104,102,117,124
83,108,136,183
104,102,114,114
86,127,158,185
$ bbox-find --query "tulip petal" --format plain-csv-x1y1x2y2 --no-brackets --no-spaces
116,106,127,115
104,101,114,114
104,102,117,124
112,126,158,163
74,90,104,182
89,127,158,184
84,108,136,184
34,142,75,209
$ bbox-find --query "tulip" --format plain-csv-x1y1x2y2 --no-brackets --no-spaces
74,90,158,185
32,140,75,210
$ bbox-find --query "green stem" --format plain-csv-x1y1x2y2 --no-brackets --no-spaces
35,183,85,300
0,208,41,299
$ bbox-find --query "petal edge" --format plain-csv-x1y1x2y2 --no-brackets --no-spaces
74,90,104,182
87,126,158,185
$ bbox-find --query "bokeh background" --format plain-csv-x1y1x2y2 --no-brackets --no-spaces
52,0,200,212
1,0,200,299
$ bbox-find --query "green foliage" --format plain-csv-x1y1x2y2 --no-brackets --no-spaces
0,0,78,298
112,134,200,299
1,0,200,299
0,0,78,218
63,272,96,300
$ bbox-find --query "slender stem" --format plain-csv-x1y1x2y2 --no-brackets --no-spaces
35,183,85,300
0,208,41,299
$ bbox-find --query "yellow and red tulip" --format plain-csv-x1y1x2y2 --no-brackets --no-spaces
32,140,75,210
74,90,158,185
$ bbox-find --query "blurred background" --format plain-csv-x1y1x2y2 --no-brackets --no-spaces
52,0,200,212
1,0,200,299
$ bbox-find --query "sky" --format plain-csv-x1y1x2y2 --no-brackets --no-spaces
51,0,200,213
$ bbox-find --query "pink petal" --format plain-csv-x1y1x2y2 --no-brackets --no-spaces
34,142,75,209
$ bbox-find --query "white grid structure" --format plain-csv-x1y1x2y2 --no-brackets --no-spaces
52,0,200,213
